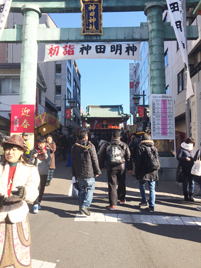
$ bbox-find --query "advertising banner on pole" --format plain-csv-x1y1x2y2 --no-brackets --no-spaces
166,0,194,99
138,106,144,117
0,0,12,40
10,105,35,133
44,43,140,62
66,109,71,119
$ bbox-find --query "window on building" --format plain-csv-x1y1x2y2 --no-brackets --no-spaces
67,67,71,86
56,85,61,95
166,85,169,94
67,88,71,99
56,64,61,73
77,87,80,96
68,60,71,67
73,79,76,88
74,114,77,123
164,49,168,68
55,85,61,100
0,78,20,94
38,88,42,104
178,69,184,93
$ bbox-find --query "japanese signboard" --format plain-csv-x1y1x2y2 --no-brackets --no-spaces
10,105,35,133
81,0,103,35
34,112,60,129
138,106,144,117
0,0,12,40
44,43,140,61
66,109,71,119
166,0,194,100
151,95,175,140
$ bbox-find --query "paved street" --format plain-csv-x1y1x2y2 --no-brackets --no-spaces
29,159,201,268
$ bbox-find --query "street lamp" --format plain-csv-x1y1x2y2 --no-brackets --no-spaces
132,90,146,122
64,95,76,128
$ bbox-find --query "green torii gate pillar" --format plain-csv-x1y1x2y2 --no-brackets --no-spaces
20,4,41,105
145,2,166,94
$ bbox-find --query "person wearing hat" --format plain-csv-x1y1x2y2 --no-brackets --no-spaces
0,134,40,267
0,132,4,160
22,132,31,159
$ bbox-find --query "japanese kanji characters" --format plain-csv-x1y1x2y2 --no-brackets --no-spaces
45,43,140,61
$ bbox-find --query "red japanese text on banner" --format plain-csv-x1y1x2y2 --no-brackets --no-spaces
66,109,71,119
138,106,144,117
11,105,35,133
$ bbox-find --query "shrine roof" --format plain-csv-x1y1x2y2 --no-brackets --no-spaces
83,105,129,118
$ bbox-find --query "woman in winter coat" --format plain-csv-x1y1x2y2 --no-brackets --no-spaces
177,137,195,201
46,135,56,186
0,135,40,267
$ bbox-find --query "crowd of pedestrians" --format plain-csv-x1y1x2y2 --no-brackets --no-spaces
0,129,201,266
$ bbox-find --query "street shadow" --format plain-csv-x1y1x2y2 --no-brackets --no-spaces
132,223,201,244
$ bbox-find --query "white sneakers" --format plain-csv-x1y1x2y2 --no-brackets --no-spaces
33,204,38,214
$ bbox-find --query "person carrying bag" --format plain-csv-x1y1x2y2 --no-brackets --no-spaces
177,137,196,202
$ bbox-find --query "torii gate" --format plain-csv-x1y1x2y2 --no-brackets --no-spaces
0,0,199,105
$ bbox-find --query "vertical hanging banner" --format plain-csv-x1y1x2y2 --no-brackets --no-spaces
10,105,35,133
0,0,12,39
138,106,144,117
80,0,103,35
166,0,194,100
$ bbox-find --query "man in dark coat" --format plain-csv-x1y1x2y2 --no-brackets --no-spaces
129,133,141,176
99,130,132,210
71,129,101,216
135,133,159,212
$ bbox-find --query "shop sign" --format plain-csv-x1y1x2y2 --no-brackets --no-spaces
10,105,35,133
66,109,71,119
34,112,60,129
138,106,144,117
81,0,103,35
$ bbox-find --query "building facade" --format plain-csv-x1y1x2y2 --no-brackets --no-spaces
130,10,201,152
0,13,81,135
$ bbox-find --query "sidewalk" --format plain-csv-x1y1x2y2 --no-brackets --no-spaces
44,158,201,201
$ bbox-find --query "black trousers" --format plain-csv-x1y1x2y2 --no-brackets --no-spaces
34,175,47,204
107,169,126,206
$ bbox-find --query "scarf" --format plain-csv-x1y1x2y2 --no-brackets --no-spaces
36,145,47,156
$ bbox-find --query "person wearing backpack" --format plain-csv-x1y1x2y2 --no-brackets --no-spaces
99,130,132,210
135,133,160,212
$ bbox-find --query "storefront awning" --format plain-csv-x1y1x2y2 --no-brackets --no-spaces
34,112,60,135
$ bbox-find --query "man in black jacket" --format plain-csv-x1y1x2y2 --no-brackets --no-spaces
99,130,132,210
129,133,141,176
71,130,101,216
135,134,160,212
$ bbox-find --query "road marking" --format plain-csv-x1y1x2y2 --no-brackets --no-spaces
32,259,56,268
74,213,201,226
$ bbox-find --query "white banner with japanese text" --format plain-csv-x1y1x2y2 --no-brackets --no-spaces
44,43,140,61
0,0,12,39
166,0,194,99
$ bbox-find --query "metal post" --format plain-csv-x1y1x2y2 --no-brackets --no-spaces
184,0,191,137
64,95,66,128
20,4,41,104
145,3,166,94
143,90,145,121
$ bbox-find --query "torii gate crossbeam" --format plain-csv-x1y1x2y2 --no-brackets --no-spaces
2,0,199,105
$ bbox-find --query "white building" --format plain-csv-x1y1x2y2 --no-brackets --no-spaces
130,9,201,152
0,13,81,135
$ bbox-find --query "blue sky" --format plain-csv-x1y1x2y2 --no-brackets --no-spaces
50,12,147,116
